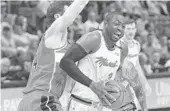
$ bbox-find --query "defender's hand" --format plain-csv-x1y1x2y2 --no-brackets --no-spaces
41,96,64,111
89,81,117,106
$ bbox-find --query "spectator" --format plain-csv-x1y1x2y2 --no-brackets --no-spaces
139,52,153,75
138,30,148,45
151,52,164,73
165,39,170,68
165,40,170,68
1,2,17,26
108,2,116,12
12,16,30,48
1,57,22,84
156,1,169,15
147,1,161,15
137,22,155,44
136,9,149,35
1,57,28,88
167,1,170,14
1,23,17,58
167,39,170,52
159,36,169,65
145,22,155,34
1,58,11,78
70,15,85,42
122,8,130,21
84,11,99,33
142,33,161,61
13,16,39,48
87,1,99,15
165,59,170,67
135,34,143,46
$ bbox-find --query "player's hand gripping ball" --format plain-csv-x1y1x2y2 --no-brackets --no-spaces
100,80,134,110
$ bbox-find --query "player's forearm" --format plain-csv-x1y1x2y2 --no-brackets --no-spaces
60,43,92,87
136,61,151,95
61,0,89,28
135,61,147,84
60,58,92,87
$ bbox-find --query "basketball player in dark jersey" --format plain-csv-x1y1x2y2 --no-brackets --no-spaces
18,1,89,111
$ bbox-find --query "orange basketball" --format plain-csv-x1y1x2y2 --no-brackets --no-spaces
101,80,134,110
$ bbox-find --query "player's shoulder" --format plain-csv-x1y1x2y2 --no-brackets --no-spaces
78,30,101,44
77,30,101,53
85,30,101,41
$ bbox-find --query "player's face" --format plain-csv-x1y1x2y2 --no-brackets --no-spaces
105,15,124,43
124,22,136,40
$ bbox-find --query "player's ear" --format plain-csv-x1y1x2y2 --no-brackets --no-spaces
54,14,60,19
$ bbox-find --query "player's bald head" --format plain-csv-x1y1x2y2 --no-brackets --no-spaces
104,11,124,24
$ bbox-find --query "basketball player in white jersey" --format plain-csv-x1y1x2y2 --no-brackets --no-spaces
60,12,147,111
18,1,89,111
121,19,151,110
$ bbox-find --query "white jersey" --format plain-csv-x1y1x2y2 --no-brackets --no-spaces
125,39,140,66
72,31,122,101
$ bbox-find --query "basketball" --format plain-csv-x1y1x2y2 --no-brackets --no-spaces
101,80,134,110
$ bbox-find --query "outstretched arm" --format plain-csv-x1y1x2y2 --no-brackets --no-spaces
121,60,148,111
48,0,89,33
45,0,89,49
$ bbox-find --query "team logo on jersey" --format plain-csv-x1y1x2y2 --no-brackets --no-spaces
95,57,118,68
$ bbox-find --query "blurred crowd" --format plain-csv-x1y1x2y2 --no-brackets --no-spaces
1,1,170,88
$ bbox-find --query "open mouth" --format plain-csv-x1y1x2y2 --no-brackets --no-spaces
113,33,121,40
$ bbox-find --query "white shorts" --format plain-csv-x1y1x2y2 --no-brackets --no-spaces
60,92,71,111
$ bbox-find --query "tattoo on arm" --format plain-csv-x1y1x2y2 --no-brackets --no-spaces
121,61,147,110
